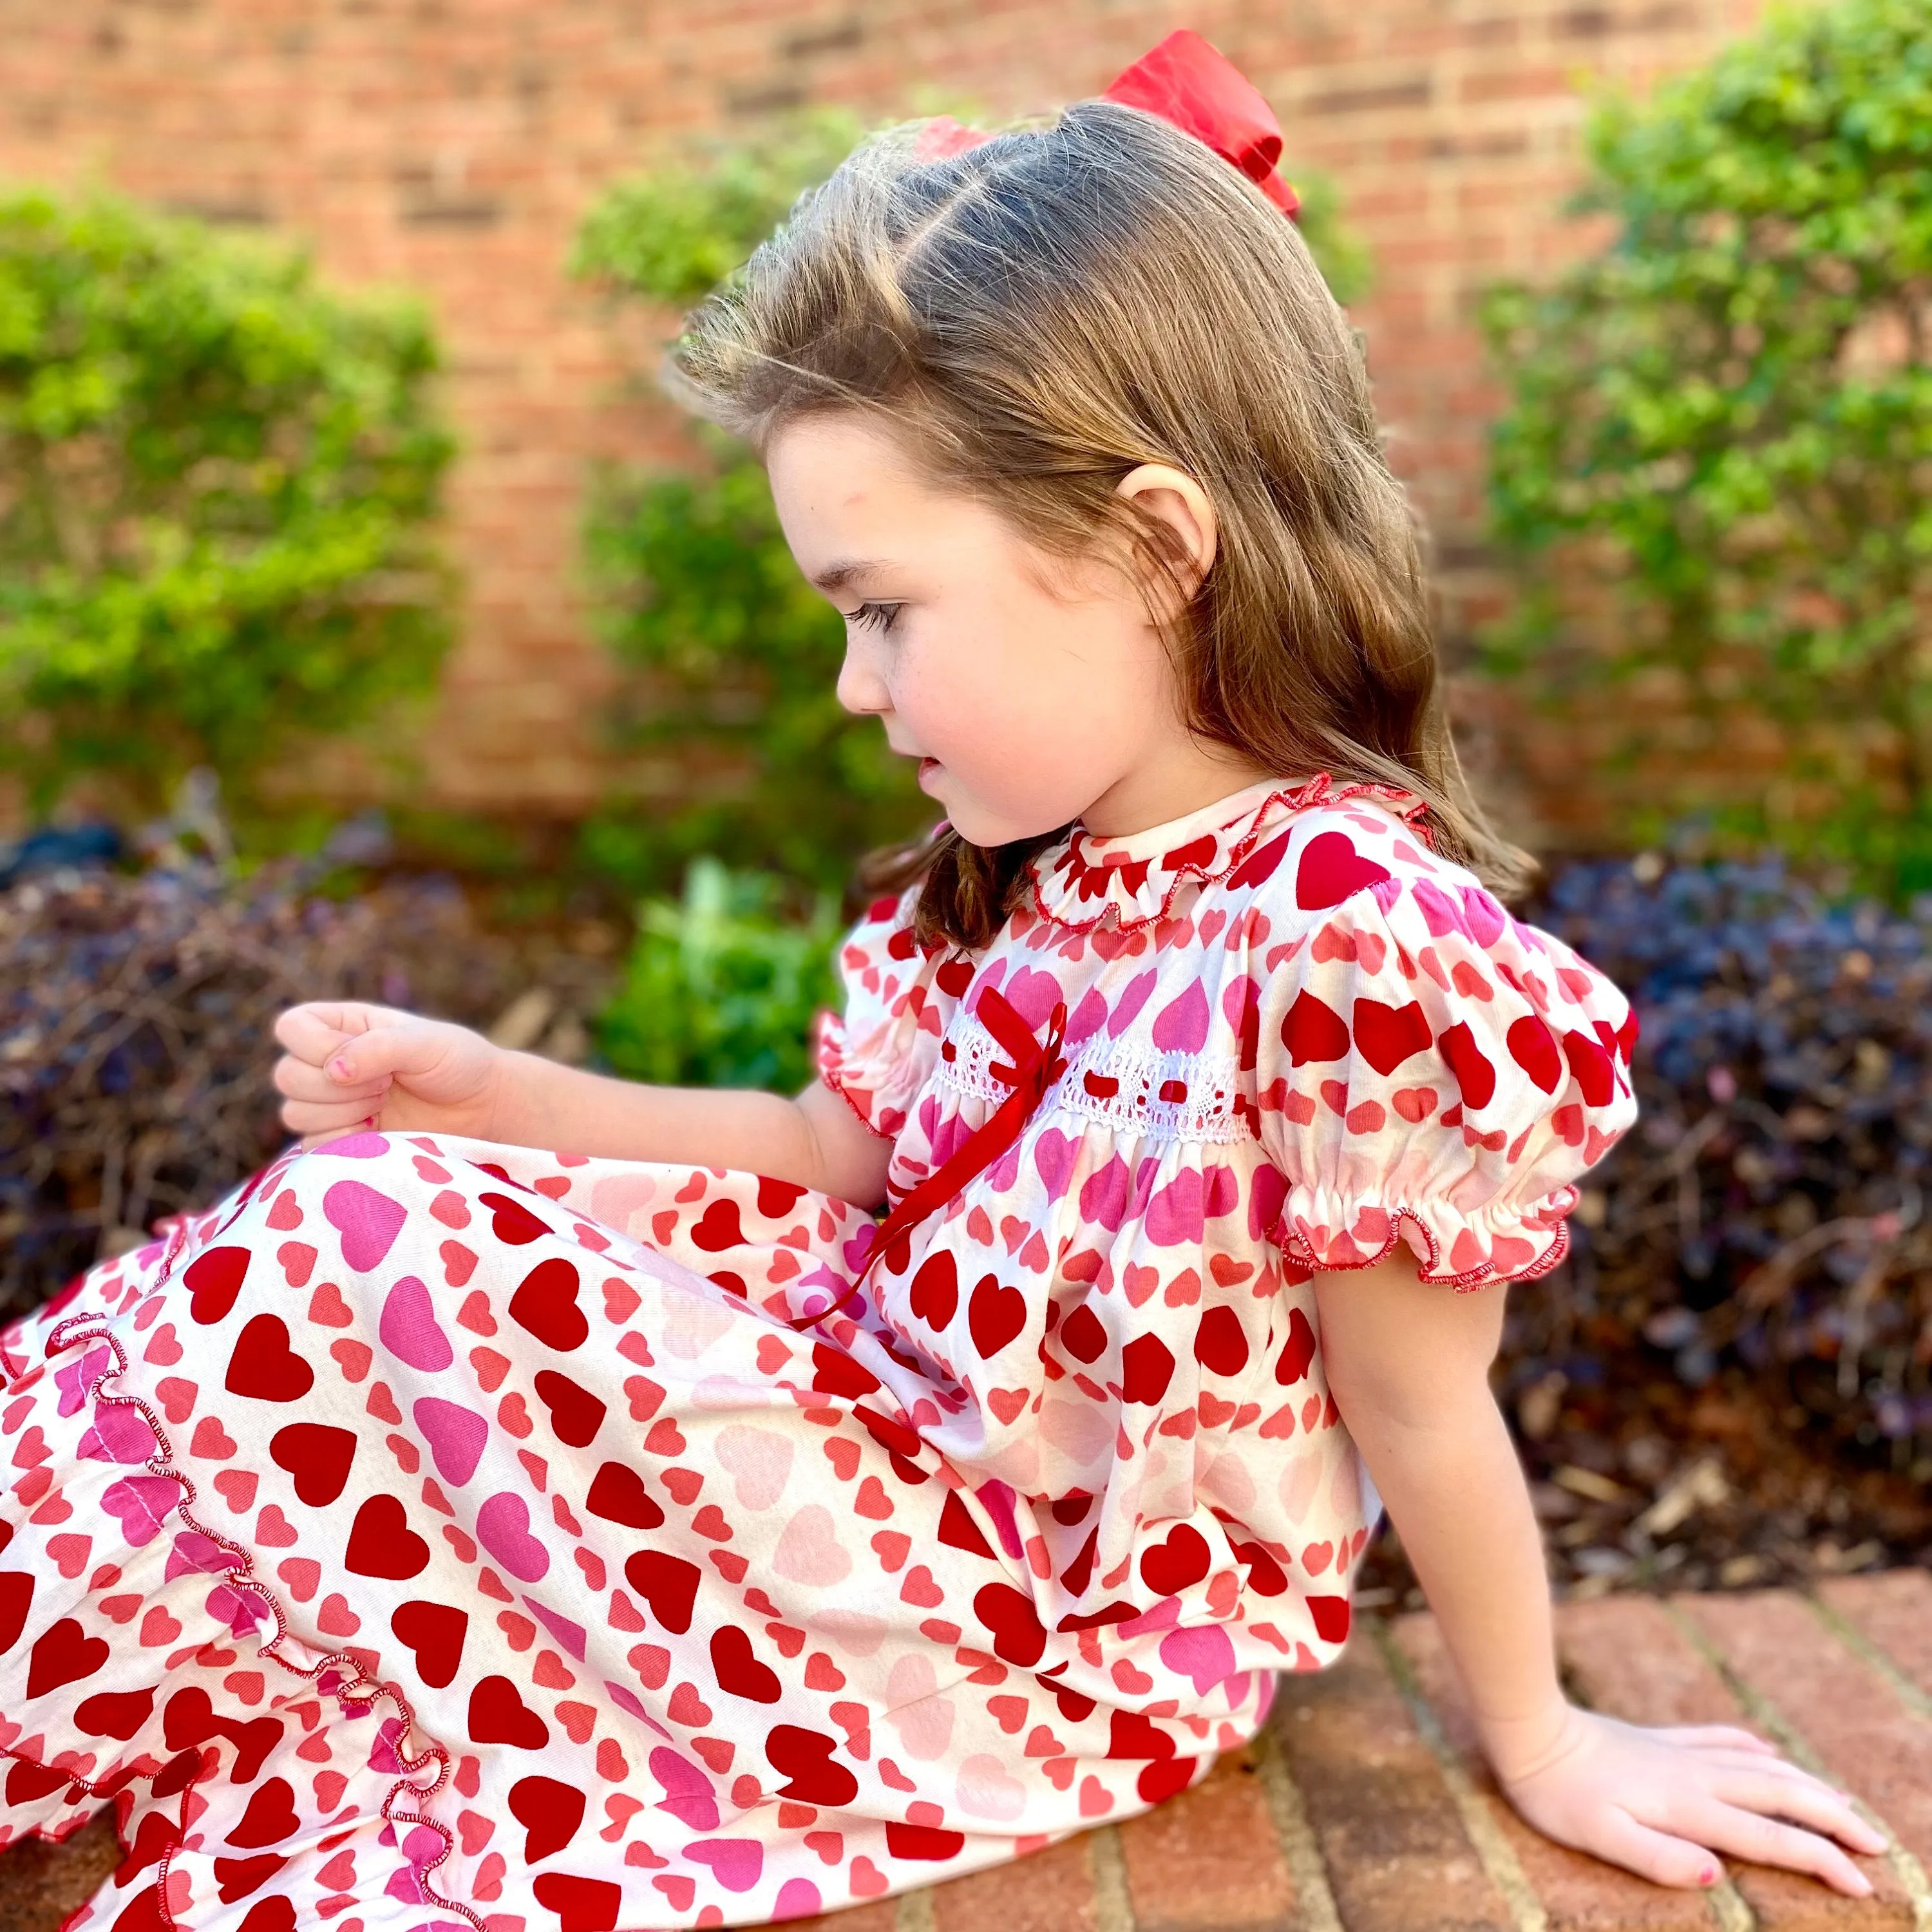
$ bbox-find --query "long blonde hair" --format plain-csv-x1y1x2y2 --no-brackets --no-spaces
671,101,1530,949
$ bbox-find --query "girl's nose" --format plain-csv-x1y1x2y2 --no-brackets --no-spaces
835,639,890,717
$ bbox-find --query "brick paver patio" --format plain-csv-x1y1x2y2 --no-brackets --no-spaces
6,1572,1929,1932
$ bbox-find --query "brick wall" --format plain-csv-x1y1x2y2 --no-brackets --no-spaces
0,0,1767,839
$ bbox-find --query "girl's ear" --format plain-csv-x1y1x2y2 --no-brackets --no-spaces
1116,463,1220,614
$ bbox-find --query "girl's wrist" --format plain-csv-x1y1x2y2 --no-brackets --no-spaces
1477,1697,1586,1788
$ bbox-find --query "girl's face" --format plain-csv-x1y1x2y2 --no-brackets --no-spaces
768,412,1263,845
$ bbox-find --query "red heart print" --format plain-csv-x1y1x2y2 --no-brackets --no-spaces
509,1776,585,1863
535,1877,622,1926
690,1199,745,1252
27,1616,108,1697
755,1174,808,1218
1296,831,1391,910
659,1465,701,1506
142,1323,183,1367
1121,1333,1175,1405
1139,1522,1212,1595
189,1416,235,1459
1193,1307,1249,1376
344,1495,430,1580
1352,998,1433,1077
456,1290,495,1336
1273,1307,1316,1385
1309,1595,1351,1644
898,1565,943,1608
887,1821,965,1861
269,1424,357,1508
226,1776,299,1848
317,1591,361,1636
532,1649,575,1690
1562,1028,1615,1106
430,1190,471,1231
1506,1014,1562,1094
45,1533,91,1580
211,1469,258,1514
480,1191,549,1246
265,1191,303,1232
154,1377,198,1424
907,1251,958,1330
1282,990,1350,1066
305,1283,352,1329
1438,1021,1497,1110
225,1316,314,1403
586,1461,665,1531
554,1700,598,1745
708,1625,780,1703
255,1507,299,1549
442,1242,478,1287
764,1726,858,1806
533,1371,606,1449
967,1276,1025,1359
275,1557,319,1599
509,1258,587,1351
0,1573,35,1655
468,1674,550,1749
1391,1085,1438,1124
972,1582,1046,1667
623,1551,700,1634
985,1388,1028,1425
276,1244,317,1289
75,1685,155,1739
186,1247,249,1325
985,1695,1028,1735
1058,1303,1106,1363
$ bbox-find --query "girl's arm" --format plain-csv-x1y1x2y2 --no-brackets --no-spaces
1313,1254,1885,1897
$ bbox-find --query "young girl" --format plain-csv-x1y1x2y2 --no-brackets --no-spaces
0,34,1884,1930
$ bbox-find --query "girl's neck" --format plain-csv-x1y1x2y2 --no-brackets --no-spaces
1076,748,1282,840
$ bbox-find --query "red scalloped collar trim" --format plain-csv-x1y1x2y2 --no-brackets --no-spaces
1024,774,1430,934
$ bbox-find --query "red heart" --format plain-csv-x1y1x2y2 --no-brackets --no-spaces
1438,1022,1497,1111
907,1251,958,1330
75,1685,155,1739
1139,1522,1211,1595
226,1776,299,1848
623,1551,700,1634
269,1424,357,1507
0,1569,33,1654
972,1582,1046,1667
586,1461,664,1530
343,1495,429,1580
1562,1028,1615,1106
276,1244,317,1289
508,1774,585,1862
390,1600,467,1689
985,1388,1028,1425
1192,1306,1249,1377
1281,990,1350,1066
535,1877,622,1927
764,1725,858,1805
1507,1015,1562,1095
1352,998,1433,1077
509,1258,587,1352
1273,1307,1316,1385
26,1616,108,1697
1308,1595,1351,1644
967,1275,1025,1358
1296,831,1390,910
1226,829,1293,891
265,1191,303,1231
186,1247,249,1325
224,1316,314,1403
479,1191,550,1246
306,1283,352,1328
468,1674,549,1749
709,1625,780,1703
1121,1333,1175,1405
690,1199,746,1252
755,1174,808,1218
533,1370,606,1449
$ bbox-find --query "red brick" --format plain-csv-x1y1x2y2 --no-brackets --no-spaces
1819,1571,1932,1700
1273,1636,1512,1931
1682,1590,1932,1874
1392,1611,1709,1930
1557,1594,1908,1929
929,1832,1099,1932
1113,1743,1295,1931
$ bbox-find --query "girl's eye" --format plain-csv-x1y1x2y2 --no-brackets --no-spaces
843,601,903,635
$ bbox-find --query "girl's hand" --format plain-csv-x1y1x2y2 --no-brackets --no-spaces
272,1001,508,1149
1494,1703,1887,1897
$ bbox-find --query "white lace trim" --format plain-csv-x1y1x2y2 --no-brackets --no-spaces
933,1010,1251,1145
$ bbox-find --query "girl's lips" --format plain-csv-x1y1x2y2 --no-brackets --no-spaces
918,757,941,777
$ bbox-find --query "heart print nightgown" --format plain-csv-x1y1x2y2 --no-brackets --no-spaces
0,775,1636,1930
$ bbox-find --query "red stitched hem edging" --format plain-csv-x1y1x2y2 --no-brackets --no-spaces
1278,1202,1573,1295
820,1068,895,1142
1024,775,1433,936
16,1162,484,1932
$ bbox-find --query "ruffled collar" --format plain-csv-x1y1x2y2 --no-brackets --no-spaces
1025,773,1428,933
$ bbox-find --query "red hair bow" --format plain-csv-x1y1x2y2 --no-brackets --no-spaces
1103,30,1299,216
912,32,1298,217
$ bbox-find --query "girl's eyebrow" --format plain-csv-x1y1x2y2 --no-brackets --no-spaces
810,558,884,594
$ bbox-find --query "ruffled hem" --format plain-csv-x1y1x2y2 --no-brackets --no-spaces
1026,776,1433,934
1274,1186,1577,1293
24,1220,480,1930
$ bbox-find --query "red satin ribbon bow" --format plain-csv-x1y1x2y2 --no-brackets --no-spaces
916,30,1299,218
1103,30,1300,215
789,985,1068,1332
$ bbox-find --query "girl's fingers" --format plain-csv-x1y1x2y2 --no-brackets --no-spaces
1678,1801,1875,1897
281,1097,382,1138
1654,1725,1778,1756
1705,1775,1888,1855
1585,1808,1723,1890
273,1056,392,1106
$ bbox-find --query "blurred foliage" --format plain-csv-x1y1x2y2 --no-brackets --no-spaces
574,110,1370,896
1482,0,1932,897
0,187,453,819
594,857,840,1092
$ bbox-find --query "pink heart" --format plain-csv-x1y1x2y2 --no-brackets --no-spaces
76,1405,158,1465
323,1180,408,1272
314,1133,390,1159
317,1591,361,1636
99,1474,182,1547
277,1557,321,1602
143,1324,183,1367
1157,1622,1238,1696
647,1748,721,1832
278,1242,317,1288
412,1397,488,1487
379,1276,453,1372
46,1533,91,1580
212,1468,258,1514
475,1492,549,1582
255,1505,299,1548
685,1839,764,1894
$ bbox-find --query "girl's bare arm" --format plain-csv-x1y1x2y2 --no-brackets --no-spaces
1313,1254,1884,1897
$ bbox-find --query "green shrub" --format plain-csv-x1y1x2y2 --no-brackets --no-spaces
593,857,841,1091
1482,0,1932,892
0,187,453,820
574,111,1369,896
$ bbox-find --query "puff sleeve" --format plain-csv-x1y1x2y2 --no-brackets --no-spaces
1250,862,1638,1288
815,884,952,1141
